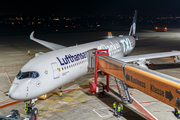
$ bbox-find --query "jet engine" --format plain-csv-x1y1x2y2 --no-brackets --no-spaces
38,94,47,100
133,58,148,68
35,52,44,57
174,56,180,64
134,58,153,69
38,92,52,100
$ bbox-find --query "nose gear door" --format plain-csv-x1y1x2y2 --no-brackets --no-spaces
51,62,60,79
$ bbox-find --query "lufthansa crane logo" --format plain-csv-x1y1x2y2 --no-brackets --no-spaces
36,81,41,87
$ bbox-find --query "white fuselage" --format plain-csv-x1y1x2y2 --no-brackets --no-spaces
9,36,135,100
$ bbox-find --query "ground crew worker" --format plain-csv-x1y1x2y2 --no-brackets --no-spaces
178,110,180,119
120,104,123,116
113,102,117,115
59,87,62,97
25,103,28,115
175,108,177,116
117,105,121,118
28,50,30,56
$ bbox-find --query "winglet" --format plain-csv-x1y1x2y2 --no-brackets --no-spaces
30,31,35,40
29,31,66,51
129,10,137,36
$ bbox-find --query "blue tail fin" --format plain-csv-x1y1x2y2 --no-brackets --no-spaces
129,10,137,36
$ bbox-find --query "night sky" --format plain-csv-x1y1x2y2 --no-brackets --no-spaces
0,0,180,16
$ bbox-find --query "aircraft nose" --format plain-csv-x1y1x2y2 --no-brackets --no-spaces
9,86,21,100
9,90,21,100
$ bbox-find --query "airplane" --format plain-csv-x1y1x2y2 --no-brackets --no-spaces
8,10,180,102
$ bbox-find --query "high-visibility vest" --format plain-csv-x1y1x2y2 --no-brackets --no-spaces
25,103,28,110
59,88,62,92
117,106,121,111
178,110,180,114
25,104,28,109
28,50,30,53
121,105,123,110
113,103,116,108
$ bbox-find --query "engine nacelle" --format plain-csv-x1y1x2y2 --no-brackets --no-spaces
35,52,44,57
174,56,180,64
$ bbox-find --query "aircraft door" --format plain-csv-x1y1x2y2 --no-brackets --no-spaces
51,62,60,79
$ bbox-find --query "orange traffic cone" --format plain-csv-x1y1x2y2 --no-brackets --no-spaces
130,91,133,95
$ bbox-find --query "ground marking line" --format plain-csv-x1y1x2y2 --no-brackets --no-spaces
38,77,99,112
93,109,102,117
93,107,113,118
0,58,12,84
140,100,160,104
0,90,3,94
53,86,89,93
0,98,10,104
0,100,23,108
4,69,12,84
93,107,112,110
131,96,158,120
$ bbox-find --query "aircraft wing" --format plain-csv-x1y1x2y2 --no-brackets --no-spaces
30,31,66,51
118,51,180,62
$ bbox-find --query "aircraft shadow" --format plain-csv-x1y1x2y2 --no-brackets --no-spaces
149,63,180,70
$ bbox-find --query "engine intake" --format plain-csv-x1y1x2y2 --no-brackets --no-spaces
174,56,180,64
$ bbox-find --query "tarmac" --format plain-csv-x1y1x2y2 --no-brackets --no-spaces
0,28,180,119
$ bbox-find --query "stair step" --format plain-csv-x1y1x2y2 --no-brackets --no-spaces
114,78,132,104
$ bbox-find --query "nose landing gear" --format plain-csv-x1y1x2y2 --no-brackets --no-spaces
25,98,38,120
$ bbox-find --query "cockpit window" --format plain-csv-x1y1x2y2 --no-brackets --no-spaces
16,71,39,79
16,71,22,79
30,72,39,78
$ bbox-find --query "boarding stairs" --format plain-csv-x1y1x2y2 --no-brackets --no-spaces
114,78,133,104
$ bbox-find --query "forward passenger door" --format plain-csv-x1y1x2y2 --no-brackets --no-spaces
51,62,60,79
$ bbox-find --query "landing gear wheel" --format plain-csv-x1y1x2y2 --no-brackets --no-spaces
27,107,32,115
27,113,36,120
33,108,38,115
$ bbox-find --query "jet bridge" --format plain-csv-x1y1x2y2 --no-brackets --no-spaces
97,54,180,110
